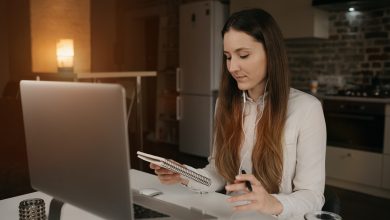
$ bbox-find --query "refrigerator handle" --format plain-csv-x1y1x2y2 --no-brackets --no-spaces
176,67,181,92
176,96,182,120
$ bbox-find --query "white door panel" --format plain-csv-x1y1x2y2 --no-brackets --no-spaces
179,2,212,95
179,95,213,157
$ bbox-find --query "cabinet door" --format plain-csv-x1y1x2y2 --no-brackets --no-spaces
383,155,390,190
326,146,382,187
384,113,390,155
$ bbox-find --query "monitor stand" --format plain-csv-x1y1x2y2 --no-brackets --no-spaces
48,198,64,220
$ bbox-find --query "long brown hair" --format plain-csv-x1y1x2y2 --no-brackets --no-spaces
214,8,290,193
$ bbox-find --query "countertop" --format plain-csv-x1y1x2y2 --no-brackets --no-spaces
314,93,390,104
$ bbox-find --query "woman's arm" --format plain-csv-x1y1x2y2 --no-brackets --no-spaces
273,99,326,219
183,156,226,193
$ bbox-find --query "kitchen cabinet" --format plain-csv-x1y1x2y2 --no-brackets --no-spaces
384,105,390,155
230,0,329,39
383,155,390,190
326,146,382,187
383,105,390,190
324,102,390,199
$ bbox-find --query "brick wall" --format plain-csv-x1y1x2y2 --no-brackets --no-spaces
287,7,390,92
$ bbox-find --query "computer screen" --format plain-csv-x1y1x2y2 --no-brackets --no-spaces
20,80,133,219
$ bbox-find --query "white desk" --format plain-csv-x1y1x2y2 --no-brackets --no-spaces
0,169,275,220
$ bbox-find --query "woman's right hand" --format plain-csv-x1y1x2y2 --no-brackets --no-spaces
149,162,189,185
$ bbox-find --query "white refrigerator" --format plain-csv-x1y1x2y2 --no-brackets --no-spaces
177,1,228,157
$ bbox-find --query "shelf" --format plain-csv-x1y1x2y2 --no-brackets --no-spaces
76,71,157,79
158,70,176,75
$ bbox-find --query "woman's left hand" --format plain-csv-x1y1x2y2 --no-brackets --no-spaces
225,173,283,216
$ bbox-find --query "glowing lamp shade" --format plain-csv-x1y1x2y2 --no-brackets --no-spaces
56,39,74,73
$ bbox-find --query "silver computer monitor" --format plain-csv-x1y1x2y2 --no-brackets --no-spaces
20,80,134,219
20,80,215,220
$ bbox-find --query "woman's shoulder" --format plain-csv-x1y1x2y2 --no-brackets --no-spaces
288,88,322,110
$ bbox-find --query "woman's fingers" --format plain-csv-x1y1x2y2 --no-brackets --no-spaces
225,173,281,214
159,173,180,181
154,168,174,175
149,163,160,169
150,163,173,175
235,173,260,186
232,202,259,212
150,162,182,184
225,182,247,192
158,173,181,185
227,191,257,203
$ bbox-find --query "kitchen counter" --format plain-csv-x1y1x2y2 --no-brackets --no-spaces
315,94,390,104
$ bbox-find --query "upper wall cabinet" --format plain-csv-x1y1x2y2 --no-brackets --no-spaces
230,0,329,39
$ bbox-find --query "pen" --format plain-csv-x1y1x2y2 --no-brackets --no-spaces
241,170,253,192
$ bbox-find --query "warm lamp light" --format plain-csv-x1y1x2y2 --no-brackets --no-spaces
56,39,74,73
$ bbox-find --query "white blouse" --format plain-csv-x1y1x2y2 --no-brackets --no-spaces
183,88,326,219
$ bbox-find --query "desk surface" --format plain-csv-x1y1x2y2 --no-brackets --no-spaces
0,169,275,220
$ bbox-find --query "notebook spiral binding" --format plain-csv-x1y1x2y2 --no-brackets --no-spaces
164,160,211,187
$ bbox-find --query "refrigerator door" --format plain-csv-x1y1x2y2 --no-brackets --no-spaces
179,95,214,157
179,1,212,95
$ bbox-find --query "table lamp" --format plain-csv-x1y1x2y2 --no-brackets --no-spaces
56,39,74,74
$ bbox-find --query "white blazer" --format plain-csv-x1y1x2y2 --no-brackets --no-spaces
184,88,326,219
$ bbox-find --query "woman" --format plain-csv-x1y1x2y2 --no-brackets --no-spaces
151,8,326,219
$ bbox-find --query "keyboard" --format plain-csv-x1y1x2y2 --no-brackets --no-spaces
133,203,170,219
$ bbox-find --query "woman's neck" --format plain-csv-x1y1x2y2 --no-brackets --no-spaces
247,83,266,101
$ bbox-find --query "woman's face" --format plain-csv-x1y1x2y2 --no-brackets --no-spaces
223,29,267,100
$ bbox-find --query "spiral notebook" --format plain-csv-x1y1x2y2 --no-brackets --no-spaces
137,151,211,187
